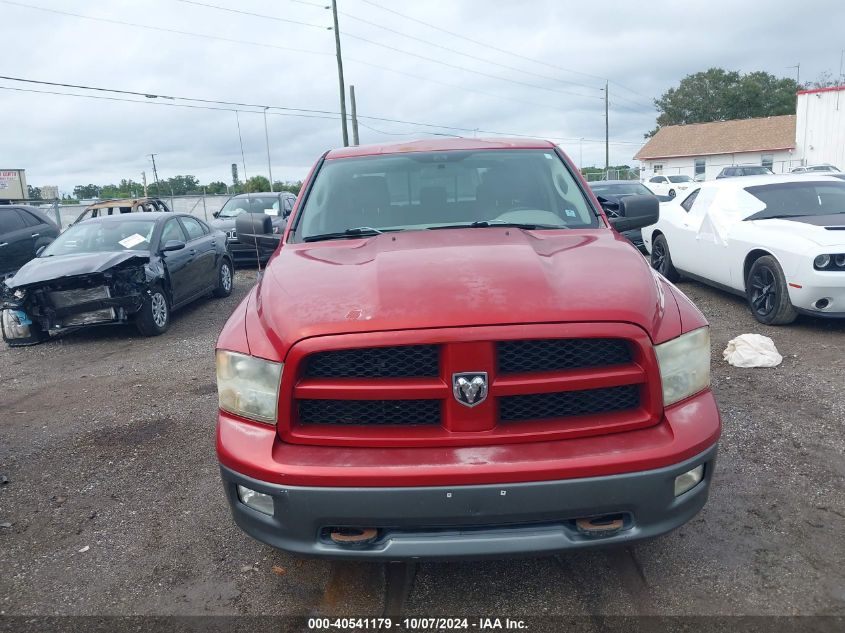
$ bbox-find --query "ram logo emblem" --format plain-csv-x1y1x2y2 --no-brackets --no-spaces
452,372,489,408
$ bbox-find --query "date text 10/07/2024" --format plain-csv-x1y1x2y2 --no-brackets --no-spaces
307,617,529,630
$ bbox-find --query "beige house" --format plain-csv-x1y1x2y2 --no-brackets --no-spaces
635,115,798,181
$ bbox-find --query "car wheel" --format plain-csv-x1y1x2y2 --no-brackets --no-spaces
668,188,676,198
213,258,234,298
136,287,170,336
650,234,681,282
746,256,797,325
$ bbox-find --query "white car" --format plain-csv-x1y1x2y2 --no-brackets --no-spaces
645,174,696,199
790,164,841,174
641,175,845,324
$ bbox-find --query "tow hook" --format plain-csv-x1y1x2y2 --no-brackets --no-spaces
575,515,625,537
329,527,380,546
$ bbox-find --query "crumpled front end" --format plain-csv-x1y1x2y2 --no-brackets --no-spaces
1,261,151,346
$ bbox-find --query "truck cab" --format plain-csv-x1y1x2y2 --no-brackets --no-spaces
215,138,720,559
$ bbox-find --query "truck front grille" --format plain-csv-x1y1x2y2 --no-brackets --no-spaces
289,330,655,444
298,399,441,426
497,338,631,374
304,345,439,378
499,385,640,422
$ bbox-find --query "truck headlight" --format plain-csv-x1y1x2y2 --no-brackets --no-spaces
216,350,283,424
654,327,710,406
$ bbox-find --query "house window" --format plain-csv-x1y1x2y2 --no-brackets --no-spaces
694,158,705,177
762,154,774,171
653,163,664,175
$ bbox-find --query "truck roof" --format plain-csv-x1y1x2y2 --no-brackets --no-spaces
326,137,557,160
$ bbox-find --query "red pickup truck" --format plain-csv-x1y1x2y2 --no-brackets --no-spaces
215,138,720,559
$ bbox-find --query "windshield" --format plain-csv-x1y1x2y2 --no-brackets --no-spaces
743,181,845,219
668,175,693,183
295,149,598,241
809,165,840,172
218,196,280,218
590,182,652,197
743,166,773,175
41,219,157,257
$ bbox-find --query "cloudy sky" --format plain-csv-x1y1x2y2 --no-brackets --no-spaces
2,0,844,194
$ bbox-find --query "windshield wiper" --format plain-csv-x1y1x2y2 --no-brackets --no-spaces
427,220,564,230
302,227,385,242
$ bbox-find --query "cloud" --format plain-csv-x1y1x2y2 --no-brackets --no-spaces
2,0,843,193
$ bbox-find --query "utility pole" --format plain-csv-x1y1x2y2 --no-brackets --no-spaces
604,81,609,174
350,84,360,146
141,170,148,197
263,107,274,191
149,154,161,197
788,63,801,87
331,0,349,146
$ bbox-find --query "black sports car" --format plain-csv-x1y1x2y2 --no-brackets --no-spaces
588,180,668,253
210,192,296,265
1,212,232,346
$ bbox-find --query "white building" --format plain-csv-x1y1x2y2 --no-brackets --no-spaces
796,85,845,169
636,84,845,180
634,115,799,181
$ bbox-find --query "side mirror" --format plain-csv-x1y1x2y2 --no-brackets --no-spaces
212,210,220,218
161,239,186,253
235,212,273,247
606,194,659,232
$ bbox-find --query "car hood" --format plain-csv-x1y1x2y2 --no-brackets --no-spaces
750,215,845,247
246,228,676,358
5,251,150,289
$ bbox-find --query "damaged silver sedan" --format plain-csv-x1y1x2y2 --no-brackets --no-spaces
1,212,233,346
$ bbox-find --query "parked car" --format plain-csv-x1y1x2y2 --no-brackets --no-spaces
215,137,720,560
642,174,845,325
1,213,232,346
645,174,695,198
715,165,774,179
210,192,296,265
0,205,60,279
588,180,668,252
790,164,841,174
73,197,172,225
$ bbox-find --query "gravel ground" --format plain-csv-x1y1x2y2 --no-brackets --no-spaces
1,272,843,623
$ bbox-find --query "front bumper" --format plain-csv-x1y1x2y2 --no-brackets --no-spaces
785,273,845,317
220,443,717,560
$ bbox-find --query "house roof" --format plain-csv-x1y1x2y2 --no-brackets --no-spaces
797,85,845,96
634,115,796,161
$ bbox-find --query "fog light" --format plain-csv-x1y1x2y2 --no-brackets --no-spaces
674,465,704,497
237,484,274,516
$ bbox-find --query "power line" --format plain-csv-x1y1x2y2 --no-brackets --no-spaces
176,0,331,29
179,0,601,100
354,0,656,109
0,81,643,146
0,0,334,57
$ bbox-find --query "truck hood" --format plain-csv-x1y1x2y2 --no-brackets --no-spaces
4,251,149,290
246,228,675,358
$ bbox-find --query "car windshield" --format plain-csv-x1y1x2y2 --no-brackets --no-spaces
809,165,839,172
590,182,652,197
294,149,598,241
218,196,280,218
667,175,693,183
41,219,157,256
743,181,845,219
743,166,773,175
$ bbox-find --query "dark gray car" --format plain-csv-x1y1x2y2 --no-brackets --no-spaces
211,192,296,265
0,205,60,279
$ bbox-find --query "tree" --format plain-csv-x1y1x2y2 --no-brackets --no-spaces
807,70,844,89
205,181,228,195
244,175,271,193
273,180,303,195
231,163,240,187
73,184,100,199
649,68,800,136
27,185,42,200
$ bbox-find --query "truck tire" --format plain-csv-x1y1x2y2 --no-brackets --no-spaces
650,234,681,282
746,256,798,325
136,287,170,336
213,258,233,298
